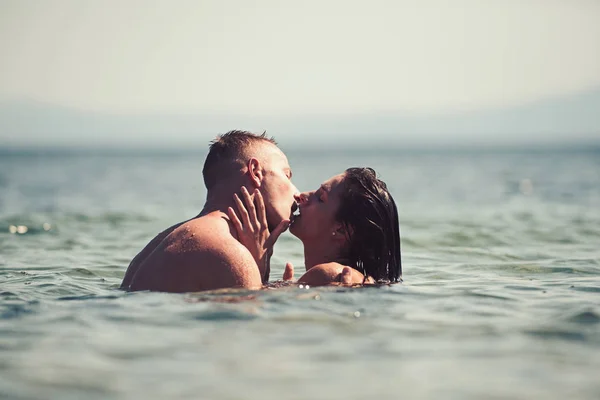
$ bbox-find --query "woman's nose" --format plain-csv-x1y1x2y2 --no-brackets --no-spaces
294,192,309,204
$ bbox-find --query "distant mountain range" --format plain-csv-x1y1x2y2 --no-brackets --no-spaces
1,88,599,150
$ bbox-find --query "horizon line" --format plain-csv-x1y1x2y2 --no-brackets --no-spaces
2,141,599,156
2,85,600,118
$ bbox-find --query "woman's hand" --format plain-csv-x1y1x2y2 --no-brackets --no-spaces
228,186,290,283
283,262,294,281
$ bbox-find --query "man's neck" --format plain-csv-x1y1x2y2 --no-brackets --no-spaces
200,183,250,217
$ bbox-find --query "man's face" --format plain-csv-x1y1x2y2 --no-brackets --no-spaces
258,144,298,231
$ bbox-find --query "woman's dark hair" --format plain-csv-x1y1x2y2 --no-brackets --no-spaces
336,167,402,283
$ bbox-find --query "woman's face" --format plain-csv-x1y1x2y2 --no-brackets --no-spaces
289,173,346,241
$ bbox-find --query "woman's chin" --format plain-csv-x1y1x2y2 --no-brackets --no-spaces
289,218,302,238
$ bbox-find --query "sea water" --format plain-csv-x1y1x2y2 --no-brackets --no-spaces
1,147,599,399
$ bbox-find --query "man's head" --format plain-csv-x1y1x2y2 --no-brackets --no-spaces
203,130,298,230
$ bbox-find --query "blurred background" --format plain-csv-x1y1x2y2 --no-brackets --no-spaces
1,0,599,150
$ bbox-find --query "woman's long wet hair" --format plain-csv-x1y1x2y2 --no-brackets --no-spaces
336,167,402,283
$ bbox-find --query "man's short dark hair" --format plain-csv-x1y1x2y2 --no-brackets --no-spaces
202,130,277,190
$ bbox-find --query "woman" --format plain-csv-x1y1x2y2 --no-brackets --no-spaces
228,167,402,286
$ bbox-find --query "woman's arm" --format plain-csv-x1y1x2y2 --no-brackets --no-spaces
297,263,365,286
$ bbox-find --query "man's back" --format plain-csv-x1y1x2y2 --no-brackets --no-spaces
121,213,262,292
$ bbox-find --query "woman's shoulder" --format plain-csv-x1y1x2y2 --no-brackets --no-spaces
297,263,366,286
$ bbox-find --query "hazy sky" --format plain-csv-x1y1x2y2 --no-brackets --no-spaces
1,0,600,115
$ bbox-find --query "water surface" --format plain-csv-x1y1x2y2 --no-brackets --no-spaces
1,148,599,399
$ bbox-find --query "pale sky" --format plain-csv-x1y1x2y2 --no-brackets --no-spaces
1,0,600,115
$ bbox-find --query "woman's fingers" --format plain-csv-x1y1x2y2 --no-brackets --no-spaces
233,193,251,229
265,219,290,249
283,262,294,281
227,207,244,236
254,189,268,229
241,187,258,229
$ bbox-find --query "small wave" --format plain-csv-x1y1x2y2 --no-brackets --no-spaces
438,229,511,247
0,291,20,299
467,291,516,301
571,286,600,293
566,310,600,325
492,262,598,275
62,267,98,277
57,294,120,301
70,212,155,224
504,284,547,291
0,301,39,320
525,328,587,342
0,211,156,236
183,308,259,321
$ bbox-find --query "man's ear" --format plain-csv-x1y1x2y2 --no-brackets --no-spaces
247,158,263,188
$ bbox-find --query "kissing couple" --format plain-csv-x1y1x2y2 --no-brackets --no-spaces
121,130,402,292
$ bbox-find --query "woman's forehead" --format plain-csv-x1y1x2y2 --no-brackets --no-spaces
322,173,345,188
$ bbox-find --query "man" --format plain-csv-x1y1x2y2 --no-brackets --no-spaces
121,130,298,293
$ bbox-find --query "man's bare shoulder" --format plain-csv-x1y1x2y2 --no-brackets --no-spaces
127,213,262,292
120,219,189,289
162,213,241,253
